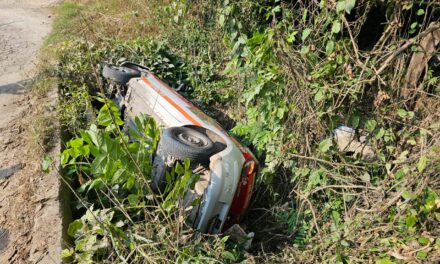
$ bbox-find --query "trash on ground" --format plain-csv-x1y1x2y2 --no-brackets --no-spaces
333,126,374,160
224,224,254,250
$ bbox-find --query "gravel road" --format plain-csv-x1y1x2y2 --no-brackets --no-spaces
0,1,62,263
0,0,55,127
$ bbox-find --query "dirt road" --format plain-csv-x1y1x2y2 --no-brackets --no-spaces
0,1,62,263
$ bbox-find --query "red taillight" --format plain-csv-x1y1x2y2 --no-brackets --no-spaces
224,155,258,229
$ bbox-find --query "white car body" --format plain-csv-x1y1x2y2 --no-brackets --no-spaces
122,72,257,233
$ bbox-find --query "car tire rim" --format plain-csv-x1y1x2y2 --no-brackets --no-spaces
176,132,207,148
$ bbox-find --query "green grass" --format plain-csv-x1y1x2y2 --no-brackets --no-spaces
44,2,82,47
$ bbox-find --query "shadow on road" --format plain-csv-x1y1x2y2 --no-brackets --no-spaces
0,79,30,95
0,228,9,252
0,164,23,180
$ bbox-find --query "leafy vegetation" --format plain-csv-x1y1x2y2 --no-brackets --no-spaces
60,100,234,262
39,0,440,263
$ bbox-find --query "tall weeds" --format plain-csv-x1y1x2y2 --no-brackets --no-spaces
48,0,440,263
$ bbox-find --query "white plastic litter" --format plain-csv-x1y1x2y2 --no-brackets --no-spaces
224,224,254,250
334,125,374,160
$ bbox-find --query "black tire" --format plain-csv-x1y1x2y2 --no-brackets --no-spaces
102,64,141,85
159,127,215,163
120,61,150,73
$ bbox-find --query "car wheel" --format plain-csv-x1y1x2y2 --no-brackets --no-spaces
159,127,216,163
102,64,141,85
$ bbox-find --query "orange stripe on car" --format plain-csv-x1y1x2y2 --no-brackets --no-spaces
150,74,195,106
141,76,202,126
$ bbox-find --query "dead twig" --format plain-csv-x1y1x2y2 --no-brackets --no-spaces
309,184,379,196
290,189,321,235
289,153,366,169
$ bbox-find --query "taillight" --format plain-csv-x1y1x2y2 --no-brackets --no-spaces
224,155,258,229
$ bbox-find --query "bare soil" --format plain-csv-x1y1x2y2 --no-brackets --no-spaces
0,1,62,263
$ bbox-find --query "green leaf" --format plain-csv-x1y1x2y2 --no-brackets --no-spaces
88,178,104,191
406,214,418,227
326,40,335,54
385,163,391,172
435,212,440,221
361,172,371,183
42,155,53,173
91,154,108,174
271,5,281,13
175,162,184,174
336,2,345,13
345,0,356,14
302,28,312,42
395,169,405,180
375,128,385,139
61,150,70,165
218,14,225,26
286,31,298,43
365,119,377,132
401,191,416,200
337,0,356,14
348,113,360,128
418,236,430,246
417,156,429,173
376,259,395,264
402,3,413,10
307,170,322,189
407,138,417,145
319,138,333,153
397,108,407,118
222,251,236,261
416,9,425,16
60,248,74,258
126,175,135,190
112,168,125,183
332,21,341,34
416,251,428,259
69,138,84,148
302,9,308,22
314,89,325,102
340,240,350,247
68,219,83,237
300,45,310,54
332,210,341,225
96,100,124,127
127,194,139,206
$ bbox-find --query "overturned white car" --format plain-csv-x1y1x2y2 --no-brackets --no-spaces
102,62,258,234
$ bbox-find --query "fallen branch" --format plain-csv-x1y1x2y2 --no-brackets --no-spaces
403,22,440,105
368,23,440,83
